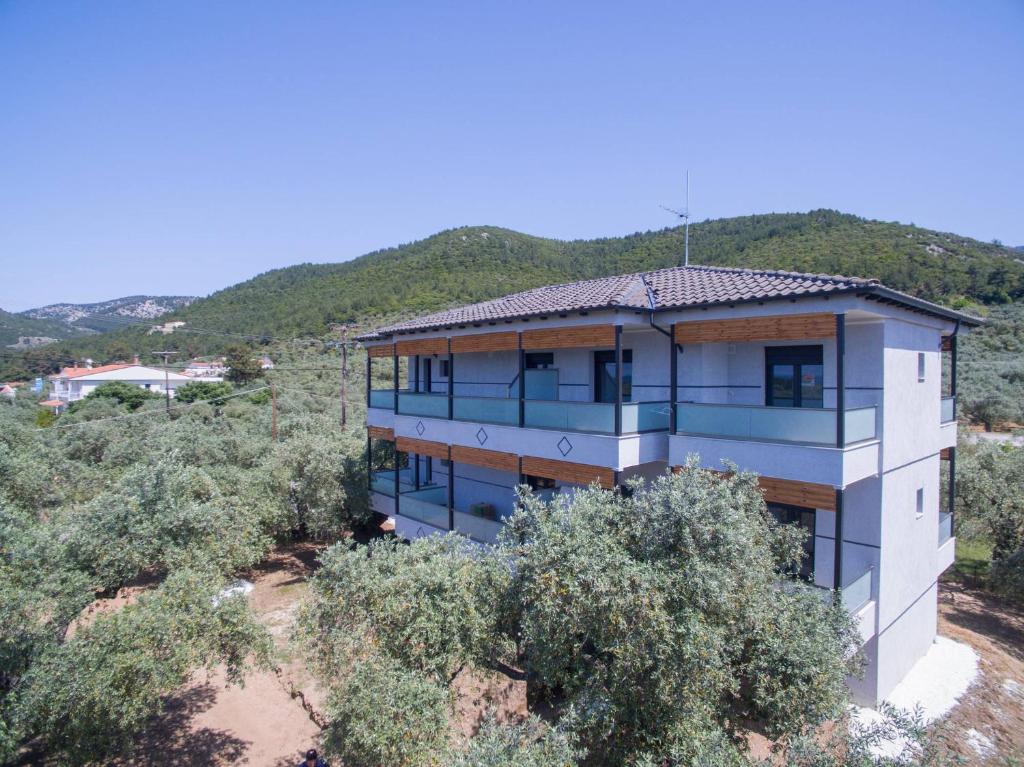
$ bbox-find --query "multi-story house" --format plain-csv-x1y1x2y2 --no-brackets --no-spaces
358,264,977,706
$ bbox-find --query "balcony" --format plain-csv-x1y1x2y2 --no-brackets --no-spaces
369,389,395,409
398,485,449,529
939,512,953,545
397,392,448,418
809,565,874,615
675,403,877,446
453,510,504,544
370,469,415,497
941,396,956,424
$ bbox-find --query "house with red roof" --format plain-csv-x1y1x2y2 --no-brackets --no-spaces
49,362,192,402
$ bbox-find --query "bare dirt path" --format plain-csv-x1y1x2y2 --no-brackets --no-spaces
934,582,1024,763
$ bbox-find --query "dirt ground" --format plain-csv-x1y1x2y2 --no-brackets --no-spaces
111,542,329,766
933,582,1024,764
76,547,1021,765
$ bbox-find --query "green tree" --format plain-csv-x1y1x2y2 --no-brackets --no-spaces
504,467,859,763
11,569,271,764
321,655,451,767
225,344,263,384
78,380,159,411
955,441,1024,560
174,380,234,403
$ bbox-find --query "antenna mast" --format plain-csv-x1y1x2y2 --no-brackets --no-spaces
660,170,691,267
683,170,690,267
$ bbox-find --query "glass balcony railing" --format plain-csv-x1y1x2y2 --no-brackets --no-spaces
622,401,671,433
399,486,449,529
453,396,518,426
675,403,877,446
370,469,415,497
524,400,615,433
939,512,953,545
453,510,504,544
397,392,448,419
941,396,956,423
812,566,874,614
369,389,395,409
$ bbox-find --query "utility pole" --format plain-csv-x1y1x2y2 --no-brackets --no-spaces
331,324,353,429
151,351,179,414
270,383,278,441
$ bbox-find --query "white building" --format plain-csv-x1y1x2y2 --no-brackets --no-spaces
49,363,194,402
358,264,977,707
184,358,229,377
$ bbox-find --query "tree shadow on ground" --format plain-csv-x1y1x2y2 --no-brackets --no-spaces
110,682,251,766
940,581,1024,663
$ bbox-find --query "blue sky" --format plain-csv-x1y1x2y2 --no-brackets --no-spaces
1,1,1021,311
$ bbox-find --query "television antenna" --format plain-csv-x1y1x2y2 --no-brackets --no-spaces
660,170,691,267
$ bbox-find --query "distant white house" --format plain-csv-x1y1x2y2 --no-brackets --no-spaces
260,355,274,370
184,357,229,378
49,363,196,402
0,384,16,399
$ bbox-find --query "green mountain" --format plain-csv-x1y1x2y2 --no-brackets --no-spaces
5,210,1022,380
0,308,90,350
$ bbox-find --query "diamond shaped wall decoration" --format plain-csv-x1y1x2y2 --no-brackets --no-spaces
476,427,488,445
557,436,573,456
415,421,426,436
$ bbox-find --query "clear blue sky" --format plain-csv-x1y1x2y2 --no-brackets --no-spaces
1,1,1021,311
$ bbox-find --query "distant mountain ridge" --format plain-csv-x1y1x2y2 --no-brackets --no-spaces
22,295,196,331
5,210,1023,379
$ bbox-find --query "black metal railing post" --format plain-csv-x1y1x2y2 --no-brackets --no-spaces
614,325,623,436
836,314,845,448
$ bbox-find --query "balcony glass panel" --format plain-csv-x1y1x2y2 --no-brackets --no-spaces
397,392,448,419
939,512,953,545
676,403,878,446
399,486,449,529
941,396,956,423
369,389,395,409
453,510,504,544
811,566,873,614
453,396,518,425
523,400,615,433
840,567,874,613
370,469,415,497
621,401,671,433
844,406,877,444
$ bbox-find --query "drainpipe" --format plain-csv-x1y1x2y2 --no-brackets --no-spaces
949,319,961,536
447,339,454,421
518,332,525,428
836,314,845,448
448,454,455,530
614,325,623,436
392,349,399,416
834,488,844,594
644,279,679,435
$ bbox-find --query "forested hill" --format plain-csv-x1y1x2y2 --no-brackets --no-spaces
6,210,1023,377
171,210,1023,337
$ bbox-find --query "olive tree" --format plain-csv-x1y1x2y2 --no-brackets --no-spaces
503,465,859,763
10,569,271,765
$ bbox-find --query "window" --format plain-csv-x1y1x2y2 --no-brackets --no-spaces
766,346,823,408
917,353,926,382
594,350,633,403
768,504,816,580
440,359,450,378
525,352,554,369
916,488,924,518
526,475,556,490
423,358,432,393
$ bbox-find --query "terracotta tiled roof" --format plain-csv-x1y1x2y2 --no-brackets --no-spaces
54,364,134,379
357,264,978,340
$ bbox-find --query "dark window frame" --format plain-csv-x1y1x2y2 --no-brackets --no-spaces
594,349,633,403
765,345,824,408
